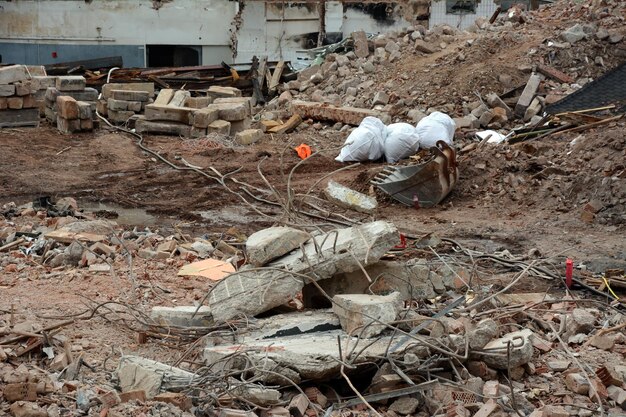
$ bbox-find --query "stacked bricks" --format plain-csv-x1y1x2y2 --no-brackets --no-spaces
98,82,155,124
44,76,98,126
0,65,41,128
56,96,94,133
135,86,253,138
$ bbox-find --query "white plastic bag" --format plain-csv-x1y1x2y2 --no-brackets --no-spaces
383,123,421,163
335,117,386,162
415,111,456,149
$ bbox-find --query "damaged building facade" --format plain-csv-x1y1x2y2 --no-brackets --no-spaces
0,0,422,67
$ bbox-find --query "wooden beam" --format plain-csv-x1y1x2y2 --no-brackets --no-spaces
269,60,285,94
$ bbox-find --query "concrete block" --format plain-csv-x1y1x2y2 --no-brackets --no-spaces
57,116,81,134
607,386,626,409
107,98,128,111
21,95,37,109
56,96,79,119
352,30,369,58
102,82,154,99
168,90,191,107
565,372,590,395
477,329,534,370
291,100,387,126
135,118,192,136
213,96,253,114
191,107,219,128
234,128,263,145
207,85,242,98
246,227,310,267
32,76,56,89
523,97,543,122
468,319,498,349
324,180,378,214
184,96,212,108
190,126,207,138
127,101,142,112
230,118,252,134
0,97,6,110
0,84,16,97
77,101,92,120
110,89,150,102
144,104,194,123
332,292,402,338
414,40,437,53
515,74,541,118
80,118,94,131
45,87,98,102
208,119,231,135
56,76,86,92
14,80,36,96
208,102,250,121
154,88,175,105
108,109,136,124
0,65,29,84
116,355,198,399
7,97,23,109
150,306,212,327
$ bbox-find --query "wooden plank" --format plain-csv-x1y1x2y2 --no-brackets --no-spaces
268,114,302,134
257,56,268,90
269,60,285,94
45,56,123,72
0,108,40,128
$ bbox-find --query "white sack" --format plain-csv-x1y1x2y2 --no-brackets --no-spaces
335,117,387,162
415,111,456,149
383,123,421,163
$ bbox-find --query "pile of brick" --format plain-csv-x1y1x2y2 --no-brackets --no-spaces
44,76,98,125
134,86,256,140
98,82,155,124
0,65,41,128
55,96,94,133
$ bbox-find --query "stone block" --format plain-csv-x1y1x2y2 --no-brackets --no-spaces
144,104,194,123
414,40,437,53
80,118,94,131
102,82,154,99
565,372,589,394
127,101,142,112
190,126,207,138
0,65,29,84
56,76,86,92
108,109,136,124
32,76,57,89
77,101,92,120
234,128,263,145
477,329,534,370
56,96,79,119
111,90,150,102
207,85,242,98
57,116,81,134
45,87,98,102
184,96,213,108
213,96,254,113
0,97,6,110
0,84,16,97
332,292,403,338
21,95,37,109
208,102,250,121
168,90,191,107
107,98,128,111
7,97,23,109
230,118,252,134
291,100,387,126
607,385,626,409
191,107,219,128
135,118,192,136
14,81,36,96
207,119,231,135
246,227,310,267
154,88,175,105
324,180,378,214
352,30,369,58
515,74,542,118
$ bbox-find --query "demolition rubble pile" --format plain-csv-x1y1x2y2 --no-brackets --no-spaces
44,76,99,131
1,198,626,417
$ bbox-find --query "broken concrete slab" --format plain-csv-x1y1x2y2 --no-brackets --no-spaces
324,180,378,214
116,355,198,399
333,292,403,338
476,329,534,370
246,226,310,267
167,90,191,107
515,74,542,118
102,82,155,100
206,221,398,323
236,310,341,342
150,306,213,327
292,100,389,126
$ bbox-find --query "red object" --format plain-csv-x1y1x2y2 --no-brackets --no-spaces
566,258,573,288
394,233,407,250
52,52,58,58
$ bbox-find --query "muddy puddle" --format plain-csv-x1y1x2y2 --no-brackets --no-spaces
79,201,160,226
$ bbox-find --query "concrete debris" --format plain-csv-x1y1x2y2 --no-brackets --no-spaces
476,329,535,369
245,226,310,267
116,355,198,399
332,292,403,338
324,180,378,214
206,221,398,322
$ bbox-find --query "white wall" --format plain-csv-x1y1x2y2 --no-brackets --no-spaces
429,0,500,29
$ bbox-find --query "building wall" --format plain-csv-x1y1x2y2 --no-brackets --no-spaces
0,0,411,67
428,0,500,29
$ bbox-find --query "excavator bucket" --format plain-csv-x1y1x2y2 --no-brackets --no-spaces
371,141,459,208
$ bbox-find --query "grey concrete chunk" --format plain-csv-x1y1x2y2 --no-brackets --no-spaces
167,90,191,107
476,329,534,370
333,292,403,338
515,74,542,118
0,65,29,84
116,355,198,399
56,76,86,92
324,180,378,214
150,306,212,327
560,24,587,43
246,226,310,267
207,221,398,322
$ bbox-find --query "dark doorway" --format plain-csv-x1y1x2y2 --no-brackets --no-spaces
146,45,201,67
